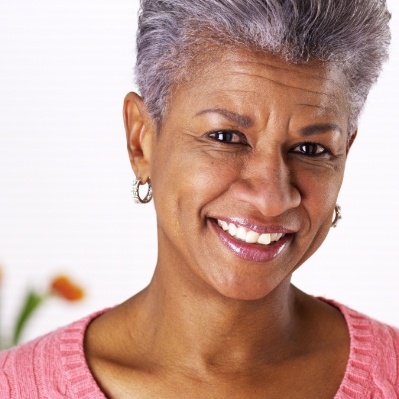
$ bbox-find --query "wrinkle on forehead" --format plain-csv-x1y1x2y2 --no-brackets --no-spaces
221,57,344,93
298,103,339,115
196,108,254,128
176,47,348,99
214,51,347,115
229,70,338,99
230,58,346,90
171,48,349,124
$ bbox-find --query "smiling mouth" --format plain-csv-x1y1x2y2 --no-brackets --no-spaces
216,219,285,246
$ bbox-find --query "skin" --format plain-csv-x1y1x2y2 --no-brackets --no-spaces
85,48,357,398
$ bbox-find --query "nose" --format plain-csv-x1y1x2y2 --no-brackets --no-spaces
230,151,301,217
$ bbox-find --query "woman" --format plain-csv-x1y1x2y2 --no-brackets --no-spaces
1,0,398,398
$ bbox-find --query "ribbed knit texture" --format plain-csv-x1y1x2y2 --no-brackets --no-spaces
0,300,398,398
329,300,399,398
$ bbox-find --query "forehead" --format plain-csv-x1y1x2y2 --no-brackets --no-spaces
173,48,349,120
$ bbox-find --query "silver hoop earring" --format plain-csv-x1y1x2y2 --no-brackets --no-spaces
132,178,153,204
331,204,342,228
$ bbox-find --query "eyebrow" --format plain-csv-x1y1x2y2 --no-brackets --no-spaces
299,123,342,136
196,108,342,136
195,108,254,128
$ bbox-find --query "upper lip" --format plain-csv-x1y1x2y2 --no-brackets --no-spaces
211,217,296,234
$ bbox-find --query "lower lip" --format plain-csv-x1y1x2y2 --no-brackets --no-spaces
210,220,291,263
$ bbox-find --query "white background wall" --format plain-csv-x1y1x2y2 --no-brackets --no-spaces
0,0,398,344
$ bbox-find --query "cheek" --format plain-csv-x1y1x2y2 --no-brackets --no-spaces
291,169,345,268
293,161,346,236
304,179,341,252
296,160,345,203
153,146,242,207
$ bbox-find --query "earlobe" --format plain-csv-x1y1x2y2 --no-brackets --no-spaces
123,92,155,180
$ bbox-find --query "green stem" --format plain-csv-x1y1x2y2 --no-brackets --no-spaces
12,290,46,346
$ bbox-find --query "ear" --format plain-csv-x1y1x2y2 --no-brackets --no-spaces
346,130,357,155
123,92,155,181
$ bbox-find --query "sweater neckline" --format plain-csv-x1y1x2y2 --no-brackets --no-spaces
324,299,374,398
60,299,374,398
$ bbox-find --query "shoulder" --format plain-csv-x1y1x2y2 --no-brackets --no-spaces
0,324,71,398
0,310,108,399
331,300,399,363
321,298,399,397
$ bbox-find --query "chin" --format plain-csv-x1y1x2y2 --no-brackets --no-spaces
211,278,284,302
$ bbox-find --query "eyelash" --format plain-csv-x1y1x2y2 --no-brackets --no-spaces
290,142,332,158
207,130,248,145
207,130,332,158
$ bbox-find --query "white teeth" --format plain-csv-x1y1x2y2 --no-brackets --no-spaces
217,220,285,246
217,219,230,231
245,231,259,243
236,226,247,240
258,233,271,245
270,233,284,241
228,223,237,236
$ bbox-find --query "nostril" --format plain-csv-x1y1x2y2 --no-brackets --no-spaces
229,177,301,217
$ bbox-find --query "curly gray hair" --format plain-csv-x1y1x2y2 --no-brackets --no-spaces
135,0,391,133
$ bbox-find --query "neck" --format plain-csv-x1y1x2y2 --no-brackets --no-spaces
126,269,305,373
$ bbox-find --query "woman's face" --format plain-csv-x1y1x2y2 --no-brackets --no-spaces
144,49,352,300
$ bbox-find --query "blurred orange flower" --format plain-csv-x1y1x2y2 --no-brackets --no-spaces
0,270,86,348
50,275,85,301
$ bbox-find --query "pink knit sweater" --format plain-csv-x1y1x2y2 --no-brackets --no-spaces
0,300,398,398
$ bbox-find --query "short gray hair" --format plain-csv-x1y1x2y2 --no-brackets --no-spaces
135,0,391,133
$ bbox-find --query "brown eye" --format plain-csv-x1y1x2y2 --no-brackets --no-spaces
292,142,328,157
208,130,246,144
